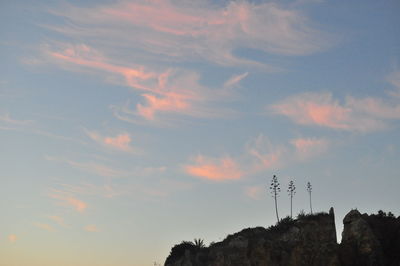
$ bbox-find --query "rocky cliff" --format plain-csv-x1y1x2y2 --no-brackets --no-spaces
165,208,400,266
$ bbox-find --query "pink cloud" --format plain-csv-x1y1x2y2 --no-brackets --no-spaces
47,1,331,67
270,92,351,129
245,186,264,200
246,135,283,173
84,224,100,232
270,92,399,132
184,134,330,182
86,131,134,152
46,44,221,122
185,155,243,181
8,234,17,243
136,93,191,120
291,137,329,160
34,223,56,232
48,215,67,227
49,190,88,213
224,72,249,88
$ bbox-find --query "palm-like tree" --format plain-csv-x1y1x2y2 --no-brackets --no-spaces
269,175,281,222
193,238,205,248
287,180,296,218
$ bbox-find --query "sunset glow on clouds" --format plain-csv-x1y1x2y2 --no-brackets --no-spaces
49,190,88,213
86,131,134,152
2,0,400,265
8,234,17,243
84,224,100,232
270,91,400,132
34,222,56,232
47,0,330,67
185,155,243,181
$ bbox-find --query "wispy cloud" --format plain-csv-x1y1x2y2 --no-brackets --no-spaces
84,224,100,232
291,137,329,160
270,91,400,132
49,189,88,213
45,1,331,67
85,130,135,152
0,112,87,145
48,215,67,227
8,234,17,243
45,155,130,178
224,72,249,88
184,134,328,181
0,113,33,126
34,222,56,232
245,134,284,174
185,155,243,181
44,44,234,123
244,186,264,200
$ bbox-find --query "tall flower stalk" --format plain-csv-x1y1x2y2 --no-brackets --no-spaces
307,182,313,214
287,180,296,218
269,175,281,222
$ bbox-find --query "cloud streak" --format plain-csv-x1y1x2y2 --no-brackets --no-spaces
34,222,56,232
49,189,88,213
185,155,243,181
45,155,130,178
46,0,331,67
184,134,329,181
86,130,135,152
270,92,400,132
44,44,234,123
84,224,100,232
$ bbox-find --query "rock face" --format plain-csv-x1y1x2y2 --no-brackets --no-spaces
165,208,340,266
339,210,400,266
165,208,400,266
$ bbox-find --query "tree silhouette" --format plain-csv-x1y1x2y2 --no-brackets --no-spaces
307,181,313,214
193,238,205,248
287,180,296,218
269,175,281,222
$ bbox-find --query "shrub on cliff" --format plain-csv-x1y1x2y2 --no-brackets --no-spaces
165,241,198,264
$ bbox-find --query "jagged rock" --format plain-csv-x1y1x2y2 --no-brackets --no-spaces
339,210,400,266
165,209,400,266
165,210,340,266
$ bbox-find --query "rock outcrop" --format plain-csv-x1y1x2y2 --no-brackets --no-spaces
339,210,400,266
165,208,400,266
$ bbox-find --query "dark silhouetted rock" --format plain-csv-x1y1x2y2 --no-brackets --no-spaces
339,210,400,266
165,208,400,266
165,208,340,266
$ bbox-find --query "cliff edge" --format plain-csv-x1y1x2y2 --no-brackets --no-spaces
165,208,400,266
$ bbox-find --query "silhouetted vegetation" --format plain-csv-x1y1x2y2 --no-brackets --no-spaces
266,216,295,234
193,238,205,248
287,180,296,218
307,181,313,214
269,174,281,222
165,239,207,264
297,210,329,221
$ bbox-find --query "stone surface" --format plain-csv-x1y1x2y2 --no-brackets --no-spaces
165,208,400,266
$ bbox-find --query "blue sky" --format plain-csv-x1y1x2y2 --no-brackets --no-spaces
1,0,400,265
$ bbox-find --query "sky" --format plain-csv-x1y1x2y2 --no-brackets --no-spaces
0,0,399,265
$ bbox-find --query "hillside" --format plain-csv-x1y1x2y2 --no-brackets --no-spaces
165,208,400,266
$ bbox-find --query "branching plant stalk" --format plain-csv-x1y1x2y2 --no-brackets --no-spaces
270,175,281,222
287,180,296,218
307,182,313,214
